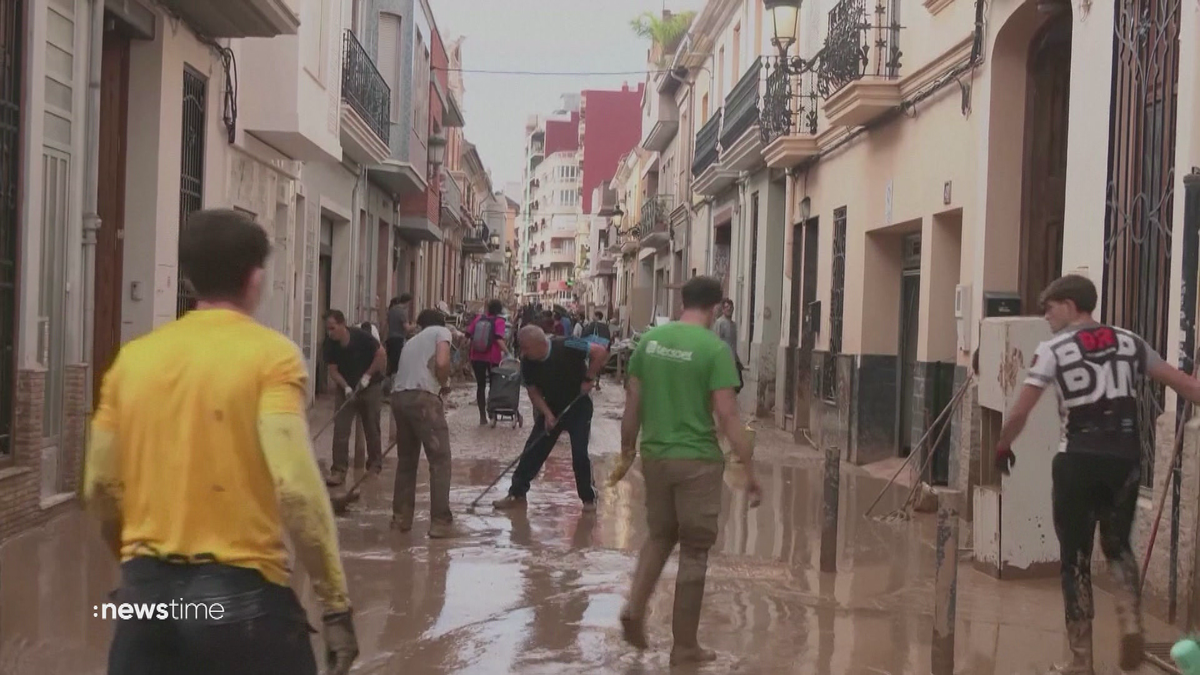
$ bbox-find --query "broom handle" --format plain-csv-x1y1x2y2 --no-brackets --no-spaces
1140,345,1200,593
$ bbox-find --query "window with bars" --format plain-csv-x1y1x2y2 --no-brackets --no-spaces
0,0,18,458
177,68,207,318
823,206,847,403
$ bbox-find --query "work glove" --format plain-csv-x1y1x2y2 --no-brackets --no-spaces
607,449,636,487
342,385,353,398
322,610,359,675
994,445,1016,476
358,374,371,390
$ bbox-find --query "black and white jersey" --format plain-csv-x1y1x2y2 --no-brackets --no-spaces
1024,323,1162,459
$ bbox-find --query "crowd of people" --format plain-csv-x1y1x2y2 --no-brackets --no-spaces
77,206,1183,675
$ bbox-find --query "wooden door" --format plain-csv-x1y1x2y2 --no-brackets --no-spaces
93,29,131,405
1020,16,1071,313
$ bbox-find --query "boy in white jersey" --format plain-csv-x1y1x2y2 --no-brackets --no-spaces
994,274,1200,674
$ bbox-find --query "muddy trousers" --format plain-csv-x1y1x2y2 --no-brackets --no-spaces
624,459,724,648
391,390,454,525
332,382,383,473
472,360,493,420
107,558,315,675
508,396,596,503
1052,452,1143,660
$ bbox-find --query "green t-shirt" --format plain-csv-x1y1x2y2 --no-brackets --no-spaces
628,322,741,462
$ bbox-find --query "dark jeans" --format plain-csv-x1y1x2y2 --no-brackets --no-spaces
509,396,595,503
1052,452,1141,624
107,558,315,675
386,336,405,376
332,382,382,473
472,360,493,418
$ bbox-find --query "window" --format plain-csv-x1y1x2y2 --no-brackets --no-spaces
556,165,578,181
378,13,402,124
178,68,207,318
559,190,578,207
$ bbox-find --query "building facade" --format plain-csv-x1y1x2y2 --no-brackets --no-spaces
1,0,497,542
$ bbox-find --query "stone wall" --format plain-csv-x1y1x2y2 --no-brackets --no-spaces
948,366,980,502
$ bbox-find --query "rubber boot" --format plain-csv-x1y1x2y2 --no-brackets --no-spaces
1049,620,1093,674
1111,555,1145,670
670,546,716,665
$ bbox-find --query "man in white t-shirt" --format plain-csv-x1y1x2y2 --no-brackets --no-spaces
390,309,458,538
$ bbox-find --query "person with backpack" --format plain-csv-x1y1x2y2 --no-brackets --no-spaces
581,311,612,344
466,299,509,426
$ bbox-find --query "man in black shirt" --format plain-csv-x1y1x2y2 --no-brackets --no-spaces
323,309,387,486
493,325,608,511
995,274,1200,673
581,311,612,343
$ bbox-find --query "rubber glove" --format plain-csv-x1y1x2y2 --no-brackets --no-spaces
608,449,635,487
994,445,1016,476
322,610,359,675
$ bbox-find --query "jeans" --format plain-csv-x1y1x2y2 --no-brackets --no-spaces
331,382,382,473
391,390,454,524
508,396,595,503
1052,452,1142,629
107,558,316,675
472,360,493,418
624,459,724,647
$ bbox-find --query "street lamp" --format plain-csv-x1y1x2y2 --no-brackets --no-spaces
489,233,500,250
765,0,801,55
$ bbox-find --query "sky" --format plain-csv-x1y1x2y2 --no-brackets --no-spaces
433,0,706,190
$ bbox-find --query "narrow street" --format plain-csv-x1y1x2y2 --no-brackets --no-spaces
0,379,1179,674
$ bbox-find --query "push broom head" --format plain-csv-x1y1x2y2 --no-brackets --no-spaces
330,490,361,516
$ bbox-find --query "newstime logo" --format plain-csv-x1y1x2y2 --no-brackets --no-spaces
645,340,693,362
94,601,226,621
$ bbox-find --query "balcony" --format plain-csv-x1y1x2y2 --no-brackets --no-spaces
692,109,736,196
720,57,765,173
158,0,297,38
340,31,390,166
818,0,903,127
536,249,576,265
760,62,820,169
638,196,672,250
462,226,492,255
642,89,680,153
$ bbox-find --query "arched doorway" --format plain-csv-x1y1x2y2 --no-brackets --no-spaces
1019,12,1072,313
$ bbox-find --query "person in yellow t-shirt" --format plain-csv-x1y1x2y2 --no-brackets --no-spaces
82,209,358,675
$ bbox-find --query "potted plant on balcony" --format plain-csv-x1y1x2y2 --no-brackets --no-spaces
630,10,697,65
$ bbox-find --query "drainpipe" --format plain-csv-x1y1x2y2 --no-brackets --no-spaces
735,170,750,354
80,0,104,408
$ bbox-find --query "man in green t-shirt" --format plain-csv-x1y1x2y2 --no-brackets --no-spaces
614,275,761,665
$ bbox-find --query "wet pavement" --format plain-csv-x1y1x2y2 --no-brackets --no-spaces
0,380,1182,674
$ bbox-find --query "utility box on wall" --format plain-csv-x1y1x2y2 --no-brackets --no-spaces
973,316,1060,579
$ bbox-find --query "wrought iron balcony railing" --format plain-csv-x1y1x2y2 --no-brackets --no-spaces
721,57,762,149
760,60,820,145
640,195,671,235
341,30,390,144
692,107,722,176
817,0,902,99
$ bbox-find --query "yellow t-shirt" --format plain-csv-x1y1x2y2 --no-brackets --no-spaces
92,308,307,586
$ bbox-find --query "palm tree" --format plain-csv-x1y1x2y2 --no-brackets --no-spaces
629,10,697,63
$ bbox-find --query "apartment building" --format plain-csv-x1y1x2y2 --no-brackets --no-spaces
0,0,496,543
624,0,1200,620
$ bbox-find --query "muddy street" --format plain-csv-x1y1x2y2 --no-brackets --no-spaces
0,381,1180,674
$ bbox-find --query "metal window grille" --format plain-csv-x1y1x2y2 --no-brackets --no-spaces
177,68,206,318
824,207,847,403
1101,0,1180,488
0,0,21,457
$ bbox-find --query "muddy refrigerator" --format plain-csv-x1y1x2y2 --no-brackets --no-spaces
973,316,1060,578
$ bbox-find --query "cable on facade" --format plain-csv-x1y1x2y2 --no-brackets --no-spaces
433,66,676,77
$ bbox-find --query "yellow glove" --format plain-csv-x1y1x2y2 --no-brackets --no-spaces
607,451,636,487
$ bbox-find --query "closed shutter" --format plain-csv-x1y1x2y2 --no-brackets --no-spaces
378,13,401,123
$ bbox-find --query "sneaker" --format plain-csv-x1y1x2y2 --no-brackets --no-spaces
670,646,718,665
581,501,597,514
390,515,412,533
492,494,527,510
325,469,346,487
428,520,465,539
